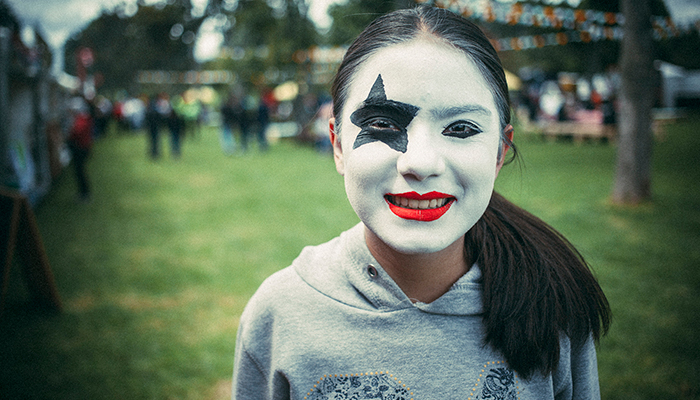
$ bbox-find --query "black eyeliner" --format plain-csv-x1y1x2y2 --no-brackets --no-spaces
442,120,483,139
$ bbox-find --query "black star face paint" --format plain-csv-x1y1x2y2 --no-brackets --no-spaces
350,74,419,153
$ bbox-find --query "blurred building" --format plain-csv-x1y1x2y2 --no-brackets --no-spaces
657,61,700,109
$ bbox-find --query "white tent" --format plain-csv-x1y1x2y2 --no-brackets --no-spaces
656,61,700,108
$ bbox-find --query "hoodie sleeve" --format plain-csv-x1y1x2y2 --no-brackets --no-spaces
232,269,294,400
231,337,290,400
231,339,267,399
553,334,601,400
570,335,601,400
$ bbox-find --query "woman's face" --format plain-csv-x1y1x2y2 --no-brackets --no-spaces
333,37,505,254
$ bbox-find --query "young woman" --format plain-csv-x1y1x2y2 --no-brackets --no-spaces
232,6,610,399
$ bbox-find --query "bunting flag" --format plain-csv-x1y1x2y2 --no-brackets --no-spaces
517,0,582,6
417,0,700,51
489,29,619,52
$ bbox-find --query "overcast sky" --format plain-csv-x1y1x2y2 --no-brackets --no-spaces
5,0,345,49
5,0,700,66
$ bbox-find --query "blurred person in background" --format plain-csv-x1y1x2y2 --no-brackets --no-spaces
253,90,273,153
93,95,112,138
220,93,242,156
174,90,202,140
145,94,162,160
67,97,94,202
166,94,184,159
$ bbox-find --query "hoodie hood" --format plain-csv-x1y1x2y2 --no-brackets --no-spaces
293,222,484,316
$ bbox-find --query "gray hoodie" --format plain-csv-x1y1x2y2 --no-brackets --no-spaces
232,223,600,399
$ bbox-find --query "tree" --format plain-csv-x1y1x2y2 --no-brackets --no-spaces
201,0,320,89
0,0,20,32
612,0,657,204
65,1,205,94
325,0,415,46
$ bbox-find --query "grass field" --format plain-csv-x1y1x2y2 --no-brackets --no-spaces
1,116,698,399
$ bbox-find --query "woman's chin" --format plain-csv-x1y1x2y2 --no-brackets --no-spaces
368,228,460,256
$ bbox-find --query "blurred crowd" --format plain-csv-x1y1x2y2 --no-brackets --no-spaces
66,83,334,159
58,64,627,204
61,65,623,203
63,64,624,169
514,66,620,128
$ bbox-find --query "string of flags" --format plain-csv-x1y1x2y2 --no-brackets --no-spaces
511,0,582,7
418,0,700,51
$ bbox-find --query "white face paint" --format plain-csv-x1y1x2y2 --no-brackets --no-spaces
333,37,504,254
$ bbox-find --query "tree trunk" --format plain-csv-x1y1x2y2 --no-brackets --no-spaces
612,0,657,204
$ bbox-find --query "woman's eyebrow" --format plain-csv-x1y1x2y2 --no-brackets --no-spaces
430,105,492,120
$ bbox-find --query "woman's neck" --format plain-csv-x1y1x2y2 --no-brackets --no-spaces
364,227,470,304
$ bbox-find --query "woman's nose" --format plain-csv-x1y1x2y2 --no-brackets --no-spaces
396,128,446,181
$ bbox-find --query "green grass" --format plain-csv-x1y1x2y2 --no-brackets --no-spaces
1,117,699,399
497,120,700,399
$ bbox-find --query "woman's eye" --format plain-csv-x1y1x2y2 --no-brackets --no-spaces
367,118,400,132
442,121,482,138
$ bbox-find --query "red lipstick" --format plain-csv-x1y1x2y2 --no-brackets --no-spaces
385,191,455,221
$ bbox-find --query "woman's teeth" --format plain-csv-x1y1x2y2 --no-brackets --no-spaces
390,196,448,209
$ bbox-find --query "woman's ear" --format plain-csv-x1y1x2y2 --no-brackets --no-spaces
495,124,514,177
329,118,345,176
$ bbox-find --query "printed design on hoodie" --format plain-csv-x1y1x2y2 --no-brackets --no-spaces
304,371,414,400
469,361,519,400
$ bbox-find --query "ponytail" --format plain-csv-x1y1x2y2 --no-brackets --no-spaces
466,192,611,379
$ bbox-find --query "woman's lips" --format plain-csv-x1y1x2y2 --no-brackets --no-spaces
385,191,456,221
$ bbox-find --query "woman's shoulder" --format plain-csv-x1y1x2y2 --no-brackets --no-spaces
243,266,303,312
240,223,371,321
240,231,347,314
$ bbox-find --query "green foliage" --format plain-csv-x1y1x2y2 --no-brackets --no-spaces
497,119,700,399
656,31,700,70
325,0,416,46
1,116,699,399
65,0,322,94
0,0,21,31
65,2,203,93
212,0,320,87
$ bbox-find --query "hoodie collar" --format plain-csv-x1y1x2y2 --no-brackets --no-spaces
294,223,483,316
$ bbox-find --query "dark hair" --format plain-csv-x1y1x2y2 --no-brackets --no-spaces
331,6,610,379
331,5,514,158
467,192,611,378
